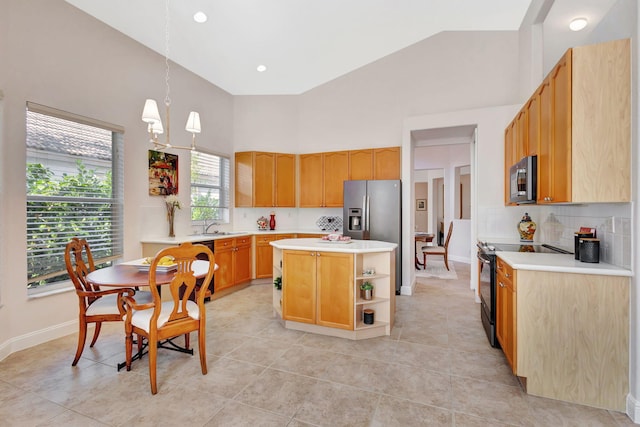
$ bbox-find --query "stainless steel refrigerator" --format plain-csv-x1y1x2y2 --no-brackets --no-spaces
343,180,402,294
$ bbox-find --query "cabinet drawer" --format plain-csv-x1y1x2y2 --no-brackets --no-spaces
256,235,276,245
235,236,252,248
214,238,234,250
496,257,515,290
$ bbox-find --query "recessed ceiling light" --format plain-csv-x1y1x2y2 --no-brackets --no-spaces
193,11,207,23
569,17,588,31
256,64,267,73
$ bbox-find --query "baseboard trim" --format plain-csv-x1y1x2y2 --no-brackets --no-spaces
0,320,76,362
626,393,640,423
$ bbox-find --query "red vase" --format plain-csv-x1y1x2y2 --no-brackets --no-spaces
269,213,276,230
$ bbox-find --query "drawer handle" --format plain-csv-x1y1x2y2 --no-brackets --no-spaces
499,281,505,288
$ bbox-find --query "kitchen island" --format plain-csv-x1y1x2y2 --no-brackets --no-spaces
270,238,397,340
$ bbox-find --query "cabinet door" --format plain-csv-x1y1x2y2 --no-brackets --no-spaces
299,153,324,207
537,78,553,203
323,151,349,207
373,147,400,180
526,94,539,157
514,109,527,162
214,239,235,291
234,238,252,284
504,121,516,205
255,235,276,279
349,149,373,180
275,153,296,207
316,252,354,330
549,51,572,203
282,250,317,324
234,152,253,207
253,152,275,207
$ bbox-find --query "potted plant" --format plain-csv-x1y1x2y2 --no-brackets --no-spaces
360,281,374,300
273,276,282,290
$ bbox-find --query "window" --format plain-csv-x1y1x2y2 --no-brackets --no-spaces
26,102,124,291
190,151,230,225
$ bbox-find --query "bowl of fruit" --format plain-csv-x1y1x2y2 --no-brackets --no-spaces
136,255,177,272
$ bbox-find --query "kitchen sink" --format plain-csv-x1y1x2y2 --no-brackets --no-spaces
191,231,245,236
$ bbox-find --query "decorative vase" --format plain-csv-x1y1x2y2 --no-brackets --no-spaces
517,212,536,242
167,206,175,237
269,212,276,230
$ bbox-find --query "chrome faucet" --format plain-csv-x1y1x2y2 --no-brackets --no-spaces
204,221,219,234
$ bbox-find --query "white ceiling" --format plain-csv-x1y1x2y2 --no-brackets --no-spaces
64,0,532,95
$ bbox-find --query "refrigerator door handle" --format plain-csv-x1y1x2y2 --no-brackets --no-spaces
365,195,370,231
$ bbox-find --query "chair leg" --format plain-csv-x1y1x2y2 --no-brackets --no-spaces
423,253,427,267
198,329,207,375
72,319,88,366
149,339,158,394
184,333,190,350
125,331,133,372
89,322,102,347
444,254,449,271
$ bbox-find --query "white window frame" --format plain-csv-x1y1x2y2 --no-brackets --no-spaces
25,102,124,294
190,150,230,229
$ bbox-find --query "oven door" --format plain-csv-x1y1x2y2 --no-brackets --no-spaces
477,251,493,316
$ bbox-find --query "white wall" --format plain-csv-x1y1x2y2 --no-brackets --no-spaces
0,0,234,358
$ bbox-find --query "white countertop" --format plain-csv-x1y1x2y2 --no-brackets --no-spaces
270,238,396,254
140,229,330,245
497,251,632,277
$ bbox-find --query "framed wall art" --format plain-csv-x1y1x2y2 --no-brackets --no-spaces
416,199,426,211
148,150,178,195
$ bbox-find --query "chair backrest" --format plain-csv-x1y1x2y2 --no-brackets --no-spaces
65,237,99,297
148,242,215,326
443,222,454,249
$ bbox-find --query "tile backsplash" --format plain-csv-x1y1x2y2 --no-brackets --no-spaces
478,203,632,269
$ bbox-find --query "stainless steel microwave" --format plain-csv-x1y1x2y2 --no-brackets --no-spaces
509,155,537,204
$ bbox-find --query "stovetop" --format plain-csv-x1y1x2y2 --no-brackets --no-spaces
478,242,573,255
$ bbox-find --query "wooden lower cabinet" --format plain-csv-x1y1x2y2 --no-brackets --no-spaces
214,236,252,291
255,234,294,279
495,256,629,411
282,250,353,330
495,257,516,373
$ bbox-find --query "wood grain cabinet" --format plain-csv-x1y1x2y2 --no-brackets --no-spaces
495,255,630,411
282,250,353,330
255,233,294,279
234,151,296,207
495,257,516,374
504,38,630,205
214,236,252,291
372,147,400,180
298,151,349,207
349,149,373,180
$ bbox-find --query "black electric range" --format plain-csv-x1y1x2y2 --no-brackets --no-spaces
477,242,572,347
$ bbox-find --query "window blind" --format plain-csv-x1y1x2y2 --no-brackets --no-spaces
26,105,124,288
190,151,230,223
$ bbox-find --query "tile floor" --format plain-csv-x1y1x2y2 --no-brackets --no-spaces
0,261,635,426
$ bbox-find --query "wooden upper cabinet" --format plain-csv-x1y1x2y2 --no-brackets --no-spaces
514,108,527,163
323,151,349,207
299,153,324,207
525,95,539,157
234,151,296,207
571,38,630,203
234,152,253,207
253,152,275,207
275,153,296,207
373,147,400,180
349,149,373,180
537,54,571,204
504,121,517,205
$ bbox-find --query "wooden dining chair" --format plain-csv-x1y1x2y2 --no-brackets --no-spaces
65,237,151,366
122,242,215,394
422,221,454,271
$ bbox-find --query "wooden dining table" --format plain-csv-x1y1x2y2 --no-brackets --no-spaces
414,233,435,269
85,259,213,370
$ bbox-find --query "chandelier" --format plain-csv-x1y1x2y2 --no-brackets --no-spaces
141,0,201,151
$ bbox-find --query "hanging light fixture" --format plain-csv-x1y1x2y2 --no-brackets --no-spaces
142,0,201,150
